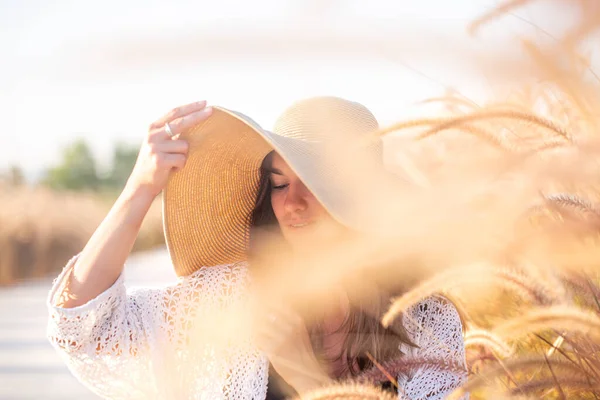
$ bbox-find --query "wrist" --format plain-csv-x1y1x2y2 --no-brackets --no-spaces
122,183,158,205
115,184,157,228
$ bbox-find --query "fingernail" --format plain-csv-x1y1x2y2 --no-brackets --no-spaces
204,106,213,113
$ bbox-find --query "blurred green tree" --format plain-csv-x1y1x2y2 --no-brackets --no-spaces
41,139,139,193
42,139,100,191
103,141,139,190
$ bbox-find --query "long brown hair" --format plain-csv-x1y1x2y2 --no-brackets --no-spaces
248,151,416,378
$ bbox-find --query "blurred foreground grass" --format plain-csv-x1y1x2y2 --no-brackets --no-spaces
2,1,600,398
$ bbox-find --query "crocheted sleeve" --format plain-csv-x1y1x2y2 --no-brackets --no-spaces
397,296,469,400
46,253,158,399
46,254,260,399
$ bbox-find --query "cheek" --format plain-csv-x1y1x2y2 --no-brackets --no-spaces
306,197,328,218
270,192,286,221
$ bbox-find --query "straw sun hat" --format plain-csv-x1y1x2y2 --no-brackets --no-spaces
162,96,390,277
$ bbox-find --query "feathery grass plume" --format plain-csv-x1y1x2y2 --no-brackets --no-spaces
466,349,500,375
554,0,600,48
519,193,600,251
563,276,600,312
403,1,600,397
357,355,467,387
446,357,590,400
417,94,481,114
528,139,567,154
467,0,535,36
543,193,600,218
519,39,599,127
471,1,600,67
538,193,600,236
416,110,572,142
381,264,560,328
561,272,600,312
381,265,481,328
376,117,453,137
447,124,515,152
376,105,562,148
508,376,598,397
529,81,593,134
492,305,600,342
464,329,514,358
493,268,562,306
291,381,397,400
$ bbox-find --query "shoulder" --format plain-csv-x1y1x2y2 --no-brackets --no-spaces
128,262,251,304
402,295,465,346
182,261,250,284
404,295,462,325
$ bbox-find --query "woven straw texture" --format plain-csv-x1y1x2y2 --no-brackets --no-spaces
163,108,271,276
163,97,383,276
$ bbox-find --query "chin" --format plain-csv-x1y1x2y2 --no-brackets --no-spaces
283,224,346,252
282,226,316,243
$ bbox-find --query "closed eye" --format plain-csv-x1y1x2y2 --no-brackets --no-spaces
272,183,288,191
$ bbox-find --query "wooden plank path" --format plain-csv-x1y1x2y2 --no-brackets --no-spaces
0,248,177,400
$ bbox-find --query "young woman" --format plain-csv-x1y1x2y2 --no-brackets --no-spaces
47,97,468,399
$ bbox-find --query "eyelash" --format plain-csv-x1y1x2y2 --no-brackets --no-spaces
272,183,288,191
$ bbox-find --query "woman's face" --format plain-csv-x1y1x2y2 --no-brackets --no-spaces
268,153,347,252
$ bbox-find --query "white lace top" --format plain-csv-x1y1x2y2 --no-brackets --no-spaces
46,254,469,400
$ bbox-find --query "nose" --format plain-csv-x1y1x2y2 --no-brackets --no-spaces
283,181,309,213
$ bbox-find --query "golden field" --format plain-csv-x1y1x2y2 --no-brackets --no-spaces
0,185,165,284
2,1,600,398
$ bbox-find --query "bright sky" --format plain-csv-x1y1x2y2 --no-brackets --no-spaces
0,0,580,181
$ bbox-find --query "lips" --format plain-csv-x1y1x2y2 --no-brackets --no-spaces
288,221,312,229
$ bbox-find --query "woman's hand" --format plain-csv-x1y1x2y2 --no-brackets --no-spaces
255,304,330,394
125,101,213,199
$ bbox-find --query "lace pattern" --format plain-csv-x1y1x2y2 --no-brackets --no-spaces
47,255,467,399
398,296,469,400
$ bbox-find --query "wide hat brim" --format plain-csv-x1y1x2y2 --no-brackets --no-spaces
163,106,394,277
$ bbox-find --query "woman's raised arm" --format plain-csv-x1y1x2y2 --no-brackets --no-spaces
56,101,212,308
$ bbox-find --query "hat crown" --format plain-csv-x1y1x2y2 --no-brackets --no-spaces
273,96,379,142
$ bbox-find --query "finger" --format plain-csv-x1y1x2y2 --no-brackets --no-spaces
156,139,189,155
150,107,213,140
167,107,213,137
164,153,187,171
149,100,207,130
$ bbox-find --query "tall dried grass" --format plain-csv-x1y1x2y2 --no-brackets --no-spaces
0,186,164,284
291,2,600,398
366,1,600,398
3,1,600,399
